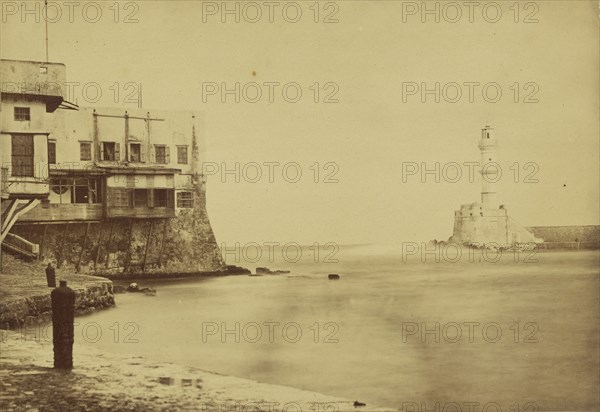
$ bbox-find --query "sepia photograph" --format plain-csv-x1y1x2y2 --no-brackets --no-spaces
0,1,598,411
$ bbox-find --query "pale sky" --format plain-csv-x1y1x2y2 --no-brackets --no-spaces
1,0,598,245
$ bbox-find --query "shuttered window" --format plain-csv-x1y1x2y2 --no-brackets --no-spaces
177,191,194,208
11,134,34,177
80,142,92,160
101,142,120,161
153,145,170,164
110,188,131,207
177,146,188,164
48,141,56,164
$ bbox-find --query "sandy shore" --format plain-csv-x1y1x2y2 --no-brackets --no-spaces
0,330,394,411
0,257,392,411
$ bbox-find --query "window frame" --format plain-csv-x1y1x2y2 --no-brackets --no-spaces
110,188,132,207
50,176,103,204
129,142,144,163
14,107,31,121
177,145,189,165
151,144,169,164
101,142,120,161
48,140,57,164
177,191,194,208
79,141,92,161
11,134,35,177
154,145,167,164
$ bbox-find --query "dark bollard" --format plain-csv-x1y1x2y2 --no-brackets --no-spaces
51,280,76,369
45,263,56,288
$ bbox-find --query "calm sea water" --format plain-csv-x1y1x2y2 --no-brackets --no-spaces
77,245,600,411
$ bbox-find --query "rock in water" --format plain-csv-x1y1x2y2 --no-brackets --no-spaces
140,287,157,296
219,265,251,275
328,274,340,280
256,267,291,275
113,285,128,294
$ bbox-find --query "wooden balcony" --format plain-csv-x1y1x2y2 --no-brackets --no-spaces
105,187,175,219
106,206,176,219
18,203,103,223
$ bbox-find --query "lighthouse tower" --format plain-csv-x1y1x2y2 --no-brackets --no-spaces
449,126,542,248
479,126,498,210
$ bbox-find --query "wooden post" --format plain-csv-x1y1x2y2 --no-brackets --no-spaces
94,223,104,272
93,110,100,163
157,218,168,267
39,224,48,261
56,223,69,269
104,221,115,269
51,280,76,369
141,220,154,272
76,223,90,273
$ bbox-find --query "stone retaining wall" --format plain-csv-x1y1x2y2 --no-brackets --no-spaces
0,270,115,328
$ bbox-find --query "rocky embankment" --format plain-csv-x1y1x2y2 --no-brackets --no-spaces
0,257,115,328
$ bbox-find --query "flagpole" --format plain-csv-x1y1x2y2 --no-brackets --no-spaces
45,0,49,62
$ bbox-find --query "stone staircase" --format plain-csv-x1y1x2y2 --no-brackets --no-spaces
1,198,41,260
1,233,39,260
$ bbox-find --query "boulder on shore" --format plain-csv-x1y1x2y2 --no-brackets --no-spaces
139,287,157,296
256,267,291,275
219,265,251,275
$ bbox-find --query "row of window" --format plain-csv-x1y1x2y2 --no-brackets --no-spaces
11,135,190,177
49,178,194,209
46,141,189,165
108,188,194,208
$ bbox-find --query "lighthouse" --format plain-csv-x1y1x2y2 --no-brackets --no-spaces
449,126,542,248
479,126,499,209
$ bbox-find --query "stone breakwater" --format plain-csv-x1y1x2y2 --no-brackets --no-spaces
0,270,115,328
0,330,393,412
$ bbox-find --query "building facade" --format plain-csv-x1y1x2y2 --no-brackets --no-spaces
1,59,223,274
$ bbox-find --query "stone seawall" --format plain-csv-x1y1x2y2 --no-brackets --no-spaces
0,263,115,328
527,225,600,249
